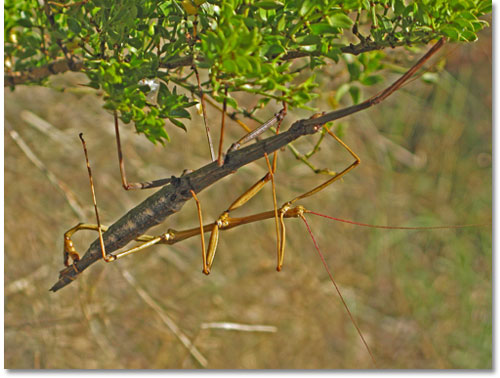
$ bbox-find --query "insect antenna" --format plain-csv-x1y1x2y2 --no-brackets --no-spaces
299,214,378,368
305,210,487,230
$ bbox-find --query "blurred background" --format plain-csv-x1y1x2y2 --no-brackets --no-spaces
5,28,491,369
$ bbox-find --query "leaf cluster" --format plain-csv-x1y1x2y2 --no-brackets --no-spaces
5,0,491,144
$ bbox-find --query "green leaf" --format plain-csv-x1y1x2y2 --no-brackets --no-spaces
360,75,383,86
461,29,478,42
17,18,32,28
299,1,315,16
335,83,350,102
349,85,360,104
265,43,286,57
441,26,459,40
421,72,439,84
277,15,286,31
67,18,81,34
326,48,340,63
330,13,353,28
169,117,187,131
393,0,405,15
347,62,361,81
254,1,283,10
478,1,492,14
236,55,253,72
128,37,143,49
222,59,238,73
310,23,339,35
225,96,239,109
296,34,321,46
169,107,191,118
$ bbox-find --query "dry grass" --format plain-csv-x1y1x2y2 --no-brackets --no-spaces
4,32,491,369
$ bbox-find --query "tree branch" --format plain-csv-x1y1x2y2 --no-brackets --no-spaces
49,38,444,292
4,39,423,87
4,57,84,87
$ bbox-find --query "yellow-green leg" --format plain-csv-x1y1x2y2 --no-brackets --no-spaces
276,126,361,271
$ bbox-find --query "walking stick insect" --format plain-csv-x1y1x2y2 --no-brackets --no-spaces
56,38,447,285
51,38,489,366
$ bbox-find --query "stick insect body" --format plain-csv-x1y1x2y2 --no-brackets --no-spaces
51,38,446,293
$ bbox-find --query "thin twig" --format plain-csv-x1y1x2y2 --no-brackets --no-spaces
5,39,426,87
201,322,277,333
47,0,88,8
4,57,84,87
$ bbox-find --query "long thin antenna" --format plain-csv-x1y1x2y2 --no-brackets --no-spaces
306,210,486,230
300,214,377,368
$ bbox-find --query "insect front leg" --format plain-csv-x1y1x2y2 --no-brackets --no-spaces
113,111,174,190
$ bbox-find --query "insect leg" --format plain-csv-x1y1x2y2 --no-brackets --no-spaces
227,108,286,153
276,126,361,271
114,111,174,190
